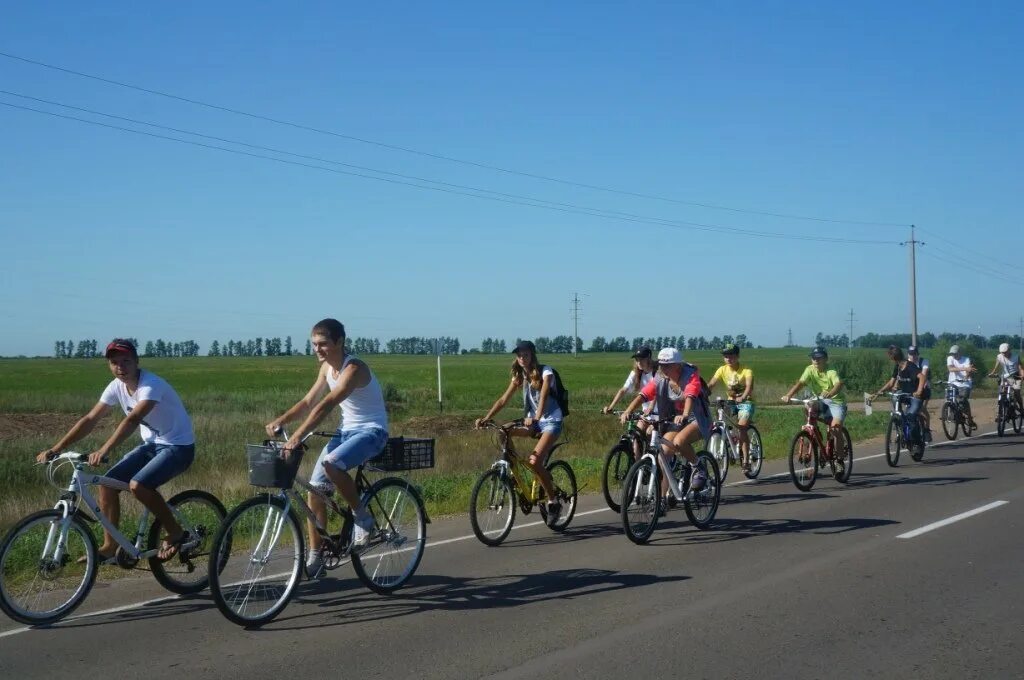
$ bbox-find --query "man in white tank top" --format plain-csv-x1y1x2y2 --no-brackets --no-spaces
267,319,389,571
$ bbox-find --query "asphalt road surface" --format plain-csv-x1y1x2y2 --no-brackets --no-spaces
2,424,1022,679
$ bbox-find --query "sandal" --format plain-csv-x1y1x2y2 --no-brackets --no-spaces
158,531,194,561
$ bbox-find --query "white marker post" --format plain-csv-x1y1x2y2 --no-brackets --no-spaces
435,338,443,413
863,392,873,417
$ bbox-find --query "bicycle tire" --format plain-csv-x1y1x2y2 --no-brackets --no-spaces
352,478,427,594
997,402,1006,437
884,417,901,467
208,494,304,627
0,509,98,625
959,402,974,438
601,443,633,513
148,489,227,595
540,460,578,532
620,457,660,545
707,428,729,484
1014,407,1024,434
788,431,818,492
469,469,516,546
746,426,764,479
940,402,958,440
683,453,720,530
832,428,854,483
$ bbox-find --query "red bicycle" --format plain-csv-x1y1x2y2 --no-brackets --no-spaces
785,396,853,491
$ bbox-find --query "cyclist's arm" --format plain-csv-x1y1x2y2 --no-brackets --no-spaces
913,371,926,397
532,373,553,421
480,379,518,424
822,379,843,400
621,393,646,419
287,361,367,447
782,380,804,401
267,364,328,435
90,400,158,464
38,401,112,461
738,373,753,402
605,386,629,412
874,377,895,397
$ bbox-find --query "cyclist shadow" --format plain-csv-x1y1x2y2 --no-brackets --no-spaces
839,472,984,491
647,515,899,547
268,568,689,630
27,595,216,631
721,491,834,506
495,522,623,548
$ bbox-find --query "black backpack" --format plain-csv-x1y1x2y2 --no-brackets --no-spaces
523,366,570,417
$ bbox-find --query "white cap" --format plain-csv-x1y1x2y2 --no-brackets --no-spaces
657,347,683,364
999,342,1011,353
948,344,960,355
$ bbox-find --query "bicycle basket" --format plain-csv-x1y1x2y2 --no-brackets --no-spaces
247,443,304,489
374,437,435,472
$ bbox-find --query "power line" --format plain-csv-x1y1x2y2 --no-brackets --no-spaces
916,225,1020,273
0,50,911,228
0,98,902,246
918,249,1024,288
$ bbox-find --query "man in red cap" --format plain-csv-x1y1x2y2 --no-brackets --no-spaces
36,338,197,562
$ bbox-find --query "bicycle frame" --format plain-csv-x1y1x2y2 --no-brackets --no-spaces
886,392,923,443
488,427,545,505
711,400,746,462
630,419,689,503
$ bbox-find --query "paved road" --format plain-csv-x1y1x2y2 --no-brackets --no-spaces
2,426,1022,679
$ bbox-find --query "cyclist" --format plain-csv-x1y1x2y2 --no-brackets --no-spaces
781,346,847,432
946,344,977,429
476,340,564,527
708,343,755,471
267,319,389,572
908,346,933,442
619,347,711,494
988,342,1024,415
602,346,657,457
35,339,196,563
872,345,927,440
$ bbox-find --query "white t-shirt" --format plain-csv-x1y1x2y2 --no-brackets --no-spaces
995,353,1021,380
100,370,194,445
622,370,655,393
325,356,389,432
525,366,563,423
946,356,973,386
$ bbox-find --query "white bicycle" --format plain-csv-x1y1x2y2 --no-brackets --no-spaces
706,398,764,482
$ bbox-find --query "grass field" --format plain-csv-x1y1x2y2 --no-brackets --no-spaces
0,348,903,530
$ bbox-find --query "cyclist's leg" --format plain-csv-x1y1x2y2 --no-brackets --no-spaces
102,443,158,555
307,436,342,550
906,398,923,437
318,428,389,515
128,443,195,557
961,386,975,425
737,403,754,466
524,424,561,500
825,400,848,437
671,422,703,465
635,419,651,459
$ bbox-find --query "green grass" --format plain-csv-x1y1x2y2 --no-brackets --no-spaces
0,350,892,530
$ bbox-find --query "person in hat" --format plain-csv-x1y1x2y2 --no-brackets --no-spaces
907,345,933,441
872,345,928,440
620,347,712,493
708,344,755,471
987,342,1023,415
36,339,196,562
476,340,564,527
781,347,847,431
602,346,659,457
946,344,977,429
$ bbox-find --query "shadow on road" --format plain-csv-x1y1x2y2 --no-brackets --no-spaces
721,490,834,506
647,514,899,547
264,568,688,631
840,472,984,491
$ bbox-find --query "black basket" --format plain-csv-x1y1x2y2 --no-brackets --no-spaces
247,443,304,489
374,437,435,472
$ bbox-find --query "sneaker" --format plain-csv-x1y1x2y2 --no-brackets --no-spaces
545,501,562,528
665,494,678,509
690,469,707,492
305,548,324,577
924,428,933,443
352,510,375,550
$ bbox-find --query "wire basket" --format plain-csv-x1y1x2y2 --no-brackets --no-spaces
247,443,305,489
374,437,435,472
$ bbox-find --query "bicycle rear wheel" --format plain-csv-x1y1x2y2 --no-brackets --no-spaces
683,453,720,530
601,443,633,513
940,402,958,440
788,431,817,492
831,428,854,483
884,417,901,467
352,478,427,594
540,460,578,532
1014,406,1024,434
997,402,1006,437
469,469,516,546
0,510,97,625
148,489,226,595
208,494,303,627
746,426,764,479
620,457,660,545
707,428,729,484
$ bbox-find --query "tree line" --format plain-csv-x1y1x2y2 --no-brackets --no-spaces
849,332,1022,350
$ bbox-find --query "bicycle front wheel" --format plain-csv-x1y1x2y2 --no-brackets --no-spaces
620,457,660,545
884,417,901,467
352,478,427,594
0,510,97,625
684,453,721,530
746,426,764,479
997,402,1006,437
148,489,226,594
601,443,633,513
208,494,303,627
707,429,729,484
1014,406,1024,434
831,428,854,483
788,431,817,492
940,402,958,440
470,469,516,546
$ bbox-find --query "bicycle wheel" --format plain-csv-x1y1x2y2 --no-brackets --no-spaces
707,428,729,484
997,402,1006,437
352,478,427,594
684,453,721,530
601,443,633,513
148,489,226,595
940,402,957,440
959,402,974,437
620,457,660,545
0,510,98,625
831,428,854,483
788,431,818,492
746,426,764,479
208,494,303,627
469,469,516,546
1014,406,1024,434
884,417,901,467
539,460,578,532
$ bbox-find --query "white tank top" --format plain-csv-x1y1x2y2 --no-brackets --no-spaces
326,356,389,432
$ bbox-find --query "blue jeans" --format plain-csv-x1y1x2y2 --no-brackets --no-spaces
106,442,195,489
310,427,388,492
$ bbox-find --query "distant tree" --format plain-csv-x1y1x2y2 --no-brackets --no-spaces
285,336,292,355
590,336,607,353
305,338,311,355
209,341,220,357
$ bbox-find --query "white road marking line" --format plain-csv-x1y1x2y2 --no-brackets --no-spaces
896,500,1009,539
0,429,1001,638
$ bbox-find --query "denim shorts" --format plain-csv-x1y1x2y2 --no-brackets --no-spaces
310,427,388,491
817,399,848,423
530,420,563,437
106,442,195,489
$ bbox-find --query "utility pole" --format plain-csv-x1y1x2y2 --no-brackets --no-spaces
571,293,581,358
787,328,793,347
1019,315,1023,354
848,309,855,354
902,225,924,347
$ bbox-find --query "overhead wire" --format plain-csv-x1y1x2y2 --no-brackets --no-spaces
0,50,910,228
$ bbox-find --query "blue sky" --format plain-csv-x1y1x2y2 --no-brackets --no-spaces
2,1,1022,356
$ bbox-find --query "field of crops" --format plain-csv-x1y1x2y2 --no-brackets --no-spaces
0,348,900,529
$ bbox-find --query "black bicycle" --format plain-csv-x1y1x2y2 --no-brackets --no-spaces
601,411,647,513
994,377,1024,437
882,392,926,466
937,381,976,440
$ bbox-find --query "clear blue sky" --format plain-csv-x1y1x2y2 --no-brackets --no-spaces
2,1,1021,356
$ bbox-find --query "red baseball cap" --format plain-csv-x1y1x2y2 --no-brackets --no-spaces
104,339,138,358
